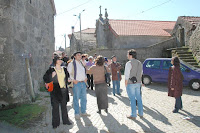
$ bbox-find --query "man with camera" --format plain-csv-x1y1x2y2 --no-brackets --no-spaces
125,49,143,120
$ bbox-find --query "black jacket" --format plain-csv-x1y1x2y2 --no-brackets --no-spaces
43,66,70,103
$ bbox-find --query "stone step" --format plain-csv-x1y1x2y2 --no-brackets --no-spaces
176,51,192,54
187,62,199,65
182,59,197,62
170,46,199,68
178,54,193,57
176,47,189,50
167,47,189,51
180,57,194,60
194,65,200,68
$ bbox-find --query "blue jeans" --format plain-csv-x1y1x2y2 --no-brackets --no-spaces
72,82,87,115
126,83,143,117
112,73,120,95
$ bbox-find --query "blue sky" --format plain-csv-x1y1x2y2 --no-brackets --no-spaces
54,0,200,50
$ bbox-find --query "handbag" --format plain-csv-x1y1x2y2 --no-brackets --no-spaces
104,66,111,84
129,61,139,84
46,81,54,92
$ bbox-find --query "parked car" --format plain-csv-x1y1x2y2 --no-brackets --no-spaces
142,58,200,90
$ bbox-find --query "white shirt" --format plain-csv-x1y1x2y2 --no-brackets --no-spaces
67,60,87,81
81,59,87,66
124,61,132,80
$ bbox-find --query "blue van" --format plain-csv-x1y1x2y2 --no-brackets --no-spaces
142,58,200,90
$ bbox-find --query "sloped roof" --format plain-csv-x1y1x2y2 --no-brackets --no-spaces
74,33,96,42
76,28,95,34
71,28,96,41
109,19,176,37
180,16,200,25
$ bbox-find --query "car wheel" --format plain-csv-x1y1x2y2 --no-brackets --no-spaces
142,75,151,85
189,79,200,91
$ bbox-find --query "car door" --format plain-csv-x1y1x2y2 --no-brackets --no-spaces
180,64,191,85
159,60,173,82
144,60,162,82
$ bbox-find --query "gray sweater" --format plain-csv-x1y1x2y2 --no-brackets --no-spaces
125,58,143,84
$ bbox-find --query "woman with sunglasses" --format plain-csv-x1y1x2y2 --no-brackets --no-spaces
43,54,72,129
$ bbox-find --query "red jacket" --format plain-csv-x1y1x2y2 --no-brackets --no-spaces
111,62,122,81
168,66,184,98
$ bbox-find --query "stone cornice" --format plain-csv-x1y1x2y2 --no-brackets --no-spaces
50,0,56,15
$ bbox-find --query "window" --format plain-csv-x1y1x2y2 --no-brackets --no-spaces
146,60,161,69
180,64,187,72
163,61,172,70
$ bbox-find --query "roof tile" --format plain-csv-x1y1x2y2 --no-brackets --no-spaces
109,20,176,36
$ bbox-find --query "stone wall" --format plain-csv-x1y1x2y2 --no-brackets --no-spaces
96,19,172,49
113,35,171,49
172,17,197,47
96,19,107,48
89,38,176,64
0,0,55,105
189,24,200,63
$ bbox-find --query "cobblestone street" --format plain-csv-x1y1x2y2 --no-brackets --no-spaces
25,75,200,133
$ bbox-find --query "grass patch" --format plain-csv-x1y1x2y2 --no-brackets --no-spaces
0,104,46,127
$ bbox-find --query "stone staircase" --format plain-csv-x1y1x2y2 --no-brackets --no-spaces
170,47,200,68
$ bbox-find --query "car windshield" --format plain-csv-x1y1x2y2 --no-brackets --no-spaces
180,60,200,72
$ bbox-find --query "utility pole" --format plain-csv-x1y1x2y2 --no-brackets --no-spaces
64,34,66,50
74,9,85,51
79,13,82,51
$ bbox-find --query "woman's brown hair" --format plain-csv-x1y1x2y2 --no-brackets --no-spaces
95,55,105,66
172,57,180,67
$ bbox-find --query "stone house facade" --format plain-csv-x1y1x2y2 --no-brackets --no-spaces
69,28,96,55
94,10,176,62
172,16,200,62
0,0,56,105
96,10,176,49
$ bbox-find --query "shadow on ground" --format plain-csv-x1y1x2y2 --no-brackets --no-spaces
146,83,200,96
143,105,172,126
178,110,200,127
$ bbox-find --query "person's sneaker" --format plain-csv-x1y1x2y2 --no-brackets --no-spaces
75,114,80,120
172,109,179,113
117,93,121,96
53,125,58,129
137,114,143,118
97,110,101,114
63,120,72,125
81,113,91,117
105,109,108,113
127,115,136,120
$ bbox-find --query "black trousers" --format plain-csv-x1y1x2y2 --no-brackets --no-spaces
87,74,93,90
51,88,69,127
175,96,182,110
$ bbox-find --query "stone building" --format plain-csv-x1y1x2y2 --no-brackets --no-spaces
94,9,176,62
172,16,200,62
0,0,56,105
69,28,96,55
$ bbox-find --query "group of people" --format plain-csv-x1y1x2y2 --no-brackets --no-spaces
43,49,184,129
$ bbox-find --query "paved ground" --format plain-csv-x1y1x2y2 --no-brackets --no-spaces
3,76,200,133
